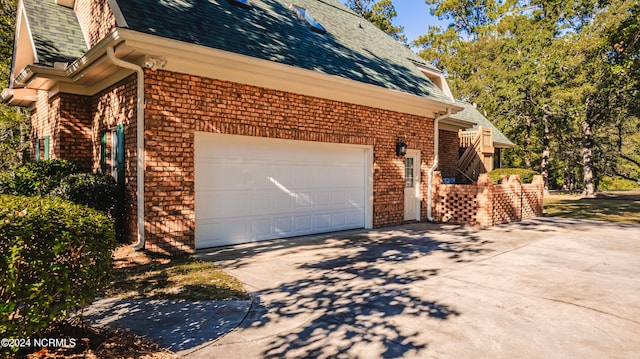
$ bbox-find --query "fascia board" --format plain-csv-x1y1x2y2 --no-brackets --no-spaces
11,1,38,87
11,27,465,118
116,29,462,118
440,117,475,130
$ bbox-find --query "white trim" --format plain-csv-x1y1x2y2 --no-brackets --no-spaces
107,0,128,28
428,109,453,221
12,0,39,87
416,65,455,102
405,149,421,221
105,46,146,251
116,29,462,118
9,28,472,126
365,146,374,229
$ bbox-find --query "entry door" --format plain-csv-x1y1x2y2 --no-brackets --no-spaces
404,150,420,221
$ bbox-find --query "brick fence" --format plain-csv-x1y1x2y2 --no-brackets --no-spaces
433,171,544,227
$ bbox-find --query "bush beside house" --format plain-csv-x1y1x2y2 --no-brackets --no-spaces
0,159,119,216
0,160,120,354
0,195,117,348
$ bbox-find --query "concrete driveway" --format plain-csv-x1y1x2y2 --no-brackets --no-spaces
189,218,640,358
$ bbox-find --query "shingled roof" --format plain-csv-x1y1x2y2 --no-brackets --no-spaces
22,0,87,66
111,0,453,103
451,101,515,148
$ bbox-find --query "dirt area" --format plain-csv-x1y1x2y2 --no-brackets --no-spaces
12,320,176,359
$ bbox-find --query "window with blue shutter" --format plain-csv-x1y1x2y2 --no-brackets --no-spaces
100,125,125,185
35,136,50,161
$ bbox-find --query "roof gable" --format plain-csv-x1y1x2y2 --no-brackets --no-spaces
21,0,87,67
113,0,452,102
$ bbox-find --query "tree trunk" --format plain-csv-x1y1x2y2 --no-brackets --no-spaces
524,117,532,169
582,119,595,195
540,113,550,194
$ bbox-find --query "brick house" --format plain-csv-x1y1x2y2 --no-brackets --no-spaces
2,0,515,253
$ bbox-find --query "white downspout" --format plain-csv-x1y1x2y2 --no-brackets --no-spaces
427,108,452,221
106,47,145,250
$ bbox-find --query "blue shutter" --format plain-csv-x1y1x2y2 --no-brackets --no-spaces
35,139,40,161
44,136,50,160
100,131,107,173
116,125,125,185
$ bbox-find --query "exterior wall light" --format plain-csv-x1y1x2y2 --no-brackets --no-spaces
396,139,407,157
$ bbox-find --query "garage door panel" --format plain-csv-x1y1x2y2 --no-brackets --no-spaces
195,191,248,218
294,215,313,232
195,133,368,249
275,217,293,234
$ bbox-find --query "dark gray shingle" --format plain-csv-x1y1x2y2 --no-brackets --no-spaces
114,0,453,102
23,0,87,66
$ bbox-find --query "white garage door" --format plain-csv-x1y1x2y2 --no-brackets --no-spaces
194,133,370,249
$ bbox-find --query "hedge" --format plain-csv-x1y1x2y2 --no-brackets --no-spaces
7,159,79,196
488,168,539,184
0,160,118,217
0,195,117,342
50,173,118,217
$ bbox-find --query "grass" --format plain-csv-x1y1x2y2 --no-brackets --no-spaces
544,188,640,224
106,246,249,300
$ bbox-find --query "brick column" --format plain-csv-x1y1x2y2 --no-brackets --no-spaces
531,175,544,216
508,175,523,221
476,173,493,227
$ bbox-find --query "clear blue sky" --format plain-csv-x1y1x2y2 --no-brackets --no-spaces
392,1,449,43
337,1,450,44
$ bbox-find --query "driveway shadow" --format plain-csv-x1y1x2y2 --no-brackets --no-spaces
83,298,251,352
201,223,493,357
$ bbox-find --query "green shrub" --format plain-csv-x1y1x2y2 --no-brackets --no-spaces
0,171,15,194
599,176,639,191
0,195,117,343
51,173,118,216
0,161,120,218
489,168,538,184
7,159,79,196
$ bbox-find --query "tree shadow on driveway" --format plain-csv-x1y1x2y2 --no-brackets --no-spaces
202,224,494,358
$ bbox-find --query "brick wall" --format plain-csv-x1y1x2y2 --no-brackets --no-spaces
30,91,74,162
58,93,92,171
438,129,459,178
28,75,139,244
75,0,116,47
91,74,139,244
433,172,544,227
143,69,436,253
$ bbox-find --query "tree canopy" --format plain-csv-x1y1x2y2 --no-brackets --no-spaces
0,0,29,171
414,0,640,193
344,0,407,43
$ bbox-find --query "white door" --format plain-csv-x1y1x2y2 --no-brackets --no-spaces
404,150,420,221
194,133,370,249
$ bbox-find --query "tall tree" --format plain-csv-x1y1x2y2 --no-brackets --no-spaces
415,0,639,193
0,0,29,171
344,0,407,43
